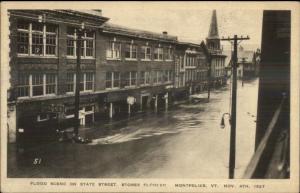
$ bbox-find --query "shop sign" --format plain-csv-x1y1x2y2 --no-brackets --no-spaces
41,104,65,113
127,96,136,105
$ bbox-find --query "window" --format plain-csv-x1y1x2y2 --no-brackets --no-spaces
154,47,163,61
131,71,137,86
113,72,120,88
85,72,94,91
67,27,76,56
153,71,158,84
17,74,57,98
106,40,121,59
163,70,169,82
66,28,95,58
158,71,163,83
17,21,57,56
32,74,43,96
31,23,43,55
17,31,29,54
37,114,50,122
106,72,112,89
141,46,151,60
106,72,120,89
125,43,137,60
153,70,163,84
123,72,130,87
140,71,151,85
65,72,94,93
140,71,145,85
45,24,57,55
17,73,29,97
145,72,151,85
165,47,173,61
123,71,137,87
66,73,75,93
46,73,56,94
163,70,173,83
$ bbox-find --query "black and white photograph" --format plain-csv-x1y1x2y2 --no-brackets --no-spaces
1,1,299,193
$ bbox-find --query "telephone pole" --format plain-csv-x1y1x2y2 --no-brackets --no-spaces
220,35,250,179
207,55,212,101
74,26,85,137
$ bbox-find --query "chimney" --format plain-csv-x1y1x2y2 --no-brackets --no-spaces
162,31,168,35
92,9,102,16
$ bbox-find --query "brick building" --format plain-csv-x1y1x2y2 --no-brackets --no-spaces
7,9,212,143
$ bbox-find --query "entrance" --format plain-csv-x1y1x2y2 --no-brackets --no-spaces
141,95,149,111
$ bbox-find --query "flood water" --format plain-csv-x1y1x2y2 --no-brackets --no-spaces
8,78,259,178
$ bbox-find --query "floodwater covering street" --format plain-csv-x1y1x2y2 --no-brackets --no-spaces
8,78,258,178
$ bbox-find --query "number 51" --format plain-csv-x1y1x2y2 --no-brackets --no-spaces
33,158,42,165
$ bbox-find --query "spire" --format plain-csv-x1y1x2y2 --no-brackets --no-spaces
208,10,219,39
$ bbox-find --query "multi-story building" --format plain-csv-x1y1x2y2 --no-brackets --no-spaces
7,10,110,142
206,10,227,87
97,23,177,120
6,9,211,143
174,41,209,100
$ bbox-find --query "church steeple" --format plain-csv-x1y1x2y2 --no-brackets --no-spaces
208,10,219,39
206,10,221,51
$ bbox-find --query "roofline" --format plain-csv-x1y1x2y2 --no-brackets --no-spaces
102,23,178,43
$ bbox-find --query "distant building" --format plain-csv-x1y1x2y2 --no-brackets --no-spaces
237,46,260,78
225,47,261,79
206,10,227,87
173,41,209,100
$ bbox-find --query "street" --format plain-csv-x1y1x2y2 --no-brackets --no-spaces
8,78,258,178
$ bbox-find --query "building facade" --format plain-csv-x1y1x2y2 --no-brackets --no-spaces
7,9,212,143
174,42,209,100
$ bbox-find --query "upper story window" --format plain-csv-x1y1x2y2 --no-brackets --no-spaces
163,70,174,83
140,71,151,85
17,21,57,56
153,70,163,84
141,45,151,60
164,47,173,61
17,73,57,98
106,72,120,89
65,72,94,93
106,39,121,60
66,27,95,58
66,73,75,93
125,42,137,60
123,71,137,87
154,46,163,61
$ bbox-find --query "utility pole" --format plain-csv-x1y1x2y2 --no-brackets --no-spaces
207,56,212,101
74,27,85,137
220,35,250,179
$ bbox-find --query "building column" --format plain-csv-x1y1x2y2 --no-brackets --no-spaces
155,95,158,111
109,102,113,119
165,92,169,111
128,104,131,115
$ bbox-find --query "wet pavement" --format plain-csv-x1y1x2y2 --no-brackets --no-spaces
7,78,259,178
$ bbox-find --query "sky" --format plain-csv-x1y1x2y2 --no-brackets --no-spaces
97,2,263,51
